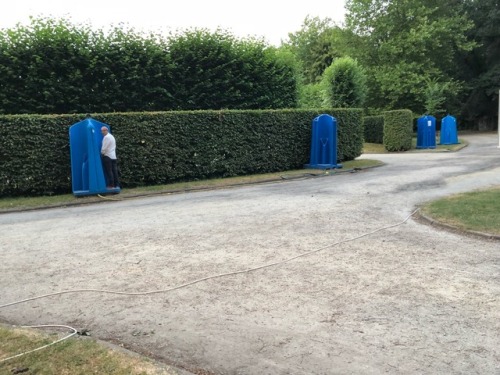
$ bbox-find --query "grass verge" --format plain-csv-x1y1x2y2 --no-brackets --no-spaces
0,326,175,375
363,138,467,154
420,186,500,236
0,159,383,212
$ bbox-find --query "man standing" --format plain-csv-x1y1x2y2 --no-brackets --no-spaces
100,126,120,189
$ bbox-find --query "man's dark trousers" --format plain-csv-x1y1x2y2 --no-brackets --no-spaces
102,155,119,187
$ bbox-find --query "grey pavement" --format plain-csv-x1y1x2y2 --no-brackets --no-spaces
1,133,499,375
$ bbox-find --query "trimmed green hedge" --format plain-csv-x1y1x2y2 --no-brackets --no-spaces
0,20,298,114
0,109,363,196
363,115,384,144
383,110,413,152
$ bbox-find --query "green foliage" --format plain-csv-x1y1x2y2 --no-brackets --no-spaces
166,29,301,110
383,110,413,152
335,109,364,162
0,109,363,196
363,115,384,144
0,114,76,195
284,16,347,84
0,18,173,114
167,29,298,110
0,18,93,114
460,0,500,126
89,27,173,113
0,18,299,115
321,56,367,108
298,83,324,108
345,0,477,113
423,78,456,116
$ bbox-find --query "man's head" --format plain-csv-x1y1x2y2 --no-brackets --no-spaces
101,126,108,136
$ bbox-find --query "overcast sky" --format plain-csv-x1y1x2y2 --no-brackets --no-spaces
0,0,347,45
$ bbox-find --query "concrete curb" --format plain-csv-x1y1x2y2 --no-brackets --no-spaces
0,322,195,375
415,210,500,241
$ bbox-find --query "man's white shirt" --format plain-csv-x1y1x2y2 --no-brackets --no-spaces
101,133,117,159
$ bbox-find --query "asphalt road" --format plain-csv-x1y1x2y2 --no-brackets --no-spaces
1,133,499,375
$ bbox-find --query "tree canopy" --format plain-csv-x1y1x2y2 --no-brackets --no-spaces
286,1,497,127
344,0,476,113
0,3,498,127
284,16,347,85
460,0,500,127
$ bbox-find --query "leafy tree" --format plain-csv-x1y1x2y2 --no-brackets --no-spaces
298,83,324,108
321,56,367,108
284,16,346,85
423,78,455,115
460,0,500,128
344,0,477,113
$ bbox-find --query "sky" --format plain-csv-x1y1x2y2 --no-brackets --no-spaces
0,0,347,46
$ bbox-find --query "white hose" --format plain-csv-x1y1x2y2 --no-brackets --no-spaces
0,325,77,364
1,209,418,310
0,209,418,363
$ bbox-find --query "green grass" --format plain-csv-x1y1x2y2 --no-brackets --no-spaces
420,187,500,236
0,326,174,374
0,159,383,211
363,143,387,153
410,137,468,152
363,138,467,153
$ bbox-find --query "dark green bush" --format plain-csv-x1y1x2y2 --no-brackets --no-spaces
298,83,324,108
168,31,299,110
0,114,76,195
363,115,384,144
0,19,173,114
321,56,367,108
0,109,363,196
383,110,413,151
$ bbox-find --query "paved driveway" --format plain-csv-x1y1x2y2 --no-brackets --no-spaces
1,133,499,374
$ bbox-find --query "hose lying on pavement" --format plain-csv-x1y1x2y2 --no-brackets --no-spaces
0,208,419,363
